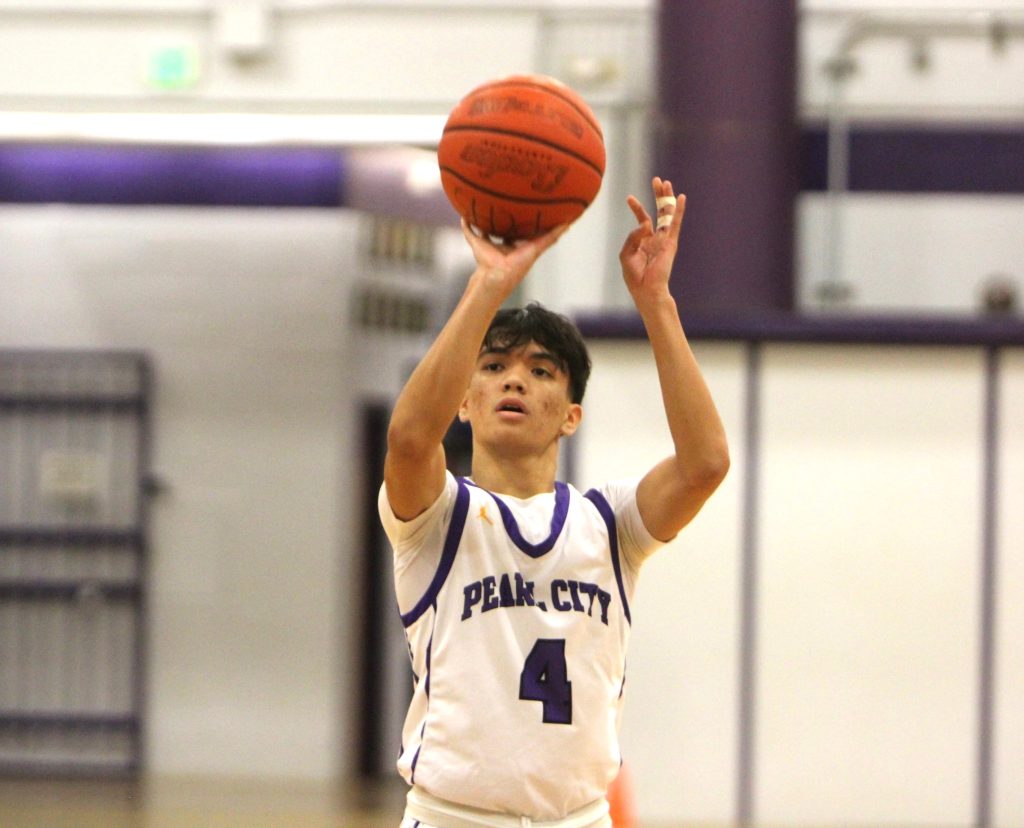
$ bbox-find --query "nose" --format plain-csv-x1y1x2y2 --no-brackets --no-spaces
502,364,527,393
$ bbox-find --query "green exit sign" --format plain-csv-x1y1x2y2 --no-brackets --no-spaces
146,45,200,90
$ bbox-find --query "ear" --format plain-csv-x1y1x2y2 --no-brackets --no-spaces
559,403,583,437
458,395,471,423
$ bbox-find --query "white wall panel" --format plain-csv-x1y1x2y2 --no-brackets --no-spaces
994,347,1024,828
798,194,1024,313
0,205,358,779
756,345,984,826
577,340,746,825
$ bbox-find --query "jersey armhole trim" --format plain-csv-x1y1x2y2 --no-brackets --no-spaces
584,488,632,626
399,478,470,628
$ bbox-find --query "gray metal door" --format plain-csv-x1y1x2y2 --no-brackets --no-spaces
0,350,150,776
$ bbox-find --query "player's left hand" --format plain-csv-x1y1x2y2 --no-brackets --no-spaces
620,177,685,305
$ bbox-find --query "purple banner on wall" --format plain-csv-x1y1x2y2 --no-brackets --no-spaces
801,124,1024,193
2,129,1022,208
0,144,346,207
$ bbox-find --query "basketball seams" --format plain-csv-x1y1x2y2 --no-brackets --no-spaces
464,77,604,140
439,125,604,178
470,202,544,240
438,166,592,208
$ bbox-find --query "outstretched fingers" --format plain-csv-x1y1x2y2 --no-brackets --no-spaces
621,195,652,257
653,177,673,229
652,177,685,240
664,193,686,239
621,178,687,269
460,218,499,251
626,194,653,230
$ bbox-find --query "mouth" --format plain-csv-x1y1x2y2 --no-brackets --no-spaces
495,398,528,417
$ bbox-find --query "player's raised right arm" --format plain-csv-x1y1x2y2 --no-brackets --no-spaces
383,220,569,521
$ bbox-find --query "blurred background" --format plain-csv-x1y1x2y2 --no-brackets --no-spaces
0,0,1021,826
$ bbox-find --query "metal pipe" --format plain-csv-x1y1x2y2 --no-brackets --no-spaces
835,13,1024,57
821,55,854,307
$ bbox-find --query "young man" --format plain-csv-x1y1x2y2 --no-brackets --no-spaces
380,178,729,827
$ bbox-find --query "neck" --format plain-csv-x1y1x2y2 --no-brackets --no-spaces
469,445,559,498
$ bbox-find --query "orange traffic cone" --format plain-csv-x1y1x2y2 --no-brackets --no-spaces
607,763,637,827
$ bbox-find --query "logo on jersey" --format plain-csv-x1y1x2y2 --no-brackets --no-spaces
462,571,612,625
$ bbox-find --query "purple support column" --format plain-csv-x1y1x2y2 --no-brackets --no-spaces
657,1,798,314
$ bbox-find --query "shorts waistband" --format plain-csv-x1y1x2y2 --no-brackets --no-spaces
405,786,611,828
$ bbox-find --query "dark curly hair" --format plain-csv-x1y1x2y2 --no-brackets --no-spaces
480,302,592,404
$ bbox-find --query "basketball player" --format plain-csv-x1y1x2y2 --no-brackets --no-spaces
380,177,729,827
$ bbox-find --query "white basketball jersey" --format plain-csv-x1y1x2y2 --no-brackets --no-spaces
390,474,634,821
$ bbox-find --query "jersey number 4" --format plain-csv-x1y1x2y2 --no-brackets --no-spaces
519,639,572,725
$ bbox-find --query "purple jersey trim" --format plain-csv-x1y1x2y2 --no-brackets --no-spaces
407,622,436,781
584,488,632,626
410,625,435,784
424,626,433,699
409,730,424,783
399,478,470,628
467,480,570,558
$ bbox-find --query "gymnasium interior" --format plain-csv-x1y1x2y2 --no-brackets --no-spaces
0,1,1022,826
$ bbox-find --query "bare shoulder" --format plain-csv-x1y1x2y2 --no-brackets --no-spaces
383,443,449,522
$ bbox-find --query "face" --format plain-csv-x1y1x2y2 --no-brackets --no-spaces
459,340,582,454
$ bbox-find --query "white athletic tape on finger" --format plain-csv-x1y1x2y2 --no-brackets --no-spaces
656,196,677,210
656,214,673,230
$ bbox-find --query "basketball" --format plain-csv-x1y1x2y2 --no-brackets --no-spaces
437,74,606,241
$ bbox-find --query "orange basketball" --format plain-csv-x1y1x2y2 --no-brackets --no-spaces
437,75,605,241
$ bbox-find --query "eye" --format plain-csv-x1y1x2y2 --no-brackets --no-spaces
483,361,504,372
532,366,553,378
